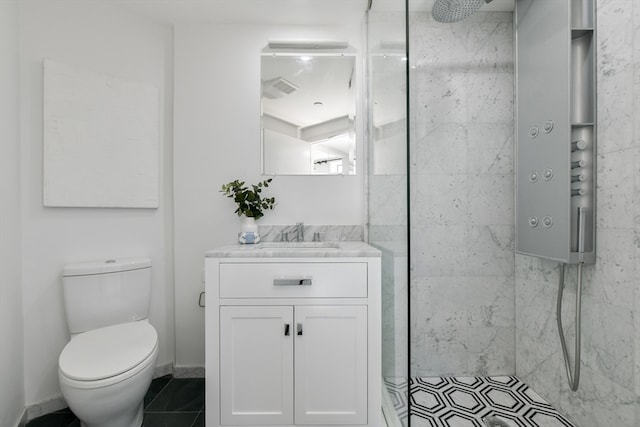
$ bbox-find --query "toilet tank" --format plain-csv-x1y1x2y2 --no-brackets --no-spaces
62,258,152,334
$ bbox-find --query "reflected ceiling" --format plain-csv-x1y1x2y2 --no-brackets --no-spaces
101,0,513,25
102,0,369,24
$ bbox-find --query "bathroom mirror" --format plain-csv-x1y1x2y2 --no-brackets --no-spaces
261,46,357,175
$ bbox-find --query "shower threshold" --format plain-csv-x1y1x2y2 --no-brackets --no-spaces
383,376,575,427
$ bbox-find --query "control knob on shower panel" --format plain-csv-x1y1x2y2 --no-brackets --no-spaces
543,120,554,133
529,126,539,138
571,160,585,169
543,216,553,228
529,217,539,228
572,140,587,151
543,169,553,180
529,171,539,182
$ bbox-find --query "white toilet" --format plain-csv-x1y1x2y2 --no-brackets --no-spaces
58,258,159,427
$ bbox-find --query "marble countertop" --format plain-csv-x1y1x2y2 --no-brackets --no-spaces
206,241,381,258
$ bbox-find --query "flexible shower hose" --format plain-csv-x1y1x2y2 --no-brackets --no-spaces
556,263,583,391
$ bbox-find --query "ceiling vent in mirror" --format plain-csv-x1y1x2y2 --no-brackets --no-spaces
262,77,299,99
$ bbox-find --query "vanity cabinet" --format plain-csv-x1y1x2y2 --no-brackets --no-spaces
205,245,381,427
220,305,367,425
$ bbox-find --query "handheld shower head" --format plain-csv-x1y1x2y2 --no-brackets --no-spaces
432,0,493,23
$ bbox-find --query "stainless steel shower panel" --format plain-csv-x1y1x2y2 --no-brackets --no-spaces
516,0,571,262
515,0,596,265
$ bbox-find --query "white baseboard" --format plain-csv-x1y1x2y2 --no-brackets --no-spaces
24,396,68,423
154,362,174,378
172,365,205,378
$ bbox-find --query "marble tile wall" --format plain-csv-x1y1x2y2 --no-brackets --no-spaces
515,1,640,426
258,224,364,242
408,12,515,377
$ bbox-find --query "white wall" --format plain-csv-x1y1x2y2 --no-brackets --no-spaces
19,0,174,406
173,22,365,366
0,1,25,425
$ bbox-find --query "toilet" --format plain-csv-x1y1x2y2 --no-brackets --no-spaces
58,258,159,427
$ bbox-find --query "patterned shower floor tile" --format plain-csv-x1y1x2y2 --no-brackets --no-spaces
384,376,575,427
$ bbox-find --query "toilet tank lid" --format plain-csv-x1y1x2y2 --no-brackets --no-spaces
63,258,151,277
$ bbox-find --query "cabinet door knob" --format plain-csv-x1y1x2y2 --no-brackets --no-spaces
284,324,290,336
297,323,303,336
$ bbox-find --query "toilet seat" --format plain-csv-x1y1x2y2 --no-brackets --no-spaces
59,321,158,388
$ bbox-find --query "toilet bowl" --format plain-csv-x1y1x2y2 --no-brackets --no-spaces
59,321,158,427
59,258,157,427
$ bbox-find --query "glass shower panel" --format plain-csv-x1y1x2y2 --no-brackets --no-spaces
366,2,409,426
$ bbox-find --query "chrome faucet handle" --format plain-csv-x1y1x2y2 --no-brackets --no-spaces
281,230,289,242
313,232,322,242
296,222,304,242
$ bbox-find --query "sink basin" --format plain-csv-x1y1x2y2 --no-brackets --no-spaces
257,242,341,250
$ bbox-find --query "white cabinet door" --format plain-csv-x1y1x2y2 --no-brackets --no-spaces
220,306,294,425
294,305,368,425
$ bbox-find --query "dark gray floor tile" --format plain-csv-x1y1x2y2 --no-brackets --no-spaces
27,376,207,427
25,412,78,427
192,411,205,427
143,412,199,427
145,374,173,407
145,378,205,412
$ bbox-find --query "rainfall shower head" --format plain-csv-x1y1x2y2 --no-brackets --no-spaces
432,0,494,23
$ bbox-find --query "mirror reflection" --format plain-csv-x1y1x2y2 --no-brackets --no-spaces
261,52,356,175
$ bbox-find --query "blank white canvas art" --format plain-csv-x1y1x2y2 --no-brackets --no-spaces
43,59,159,208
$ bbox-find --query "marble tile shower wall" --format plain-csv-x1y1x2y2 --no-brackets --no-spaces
408,12,515,377
514,1,640,426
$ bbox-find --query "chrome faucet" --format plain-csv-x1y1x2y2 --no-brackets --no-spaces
296,222,304,242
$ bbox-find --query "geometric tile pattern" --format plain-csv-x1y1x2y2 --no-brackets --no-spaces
384,376,411,423
384,376,576,427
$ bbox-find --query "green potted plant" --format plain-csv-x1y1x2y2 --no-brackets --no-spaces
220,178,276,243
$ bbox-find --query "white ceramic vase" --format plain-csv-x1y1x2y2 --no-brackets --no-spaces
238,216,260,244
